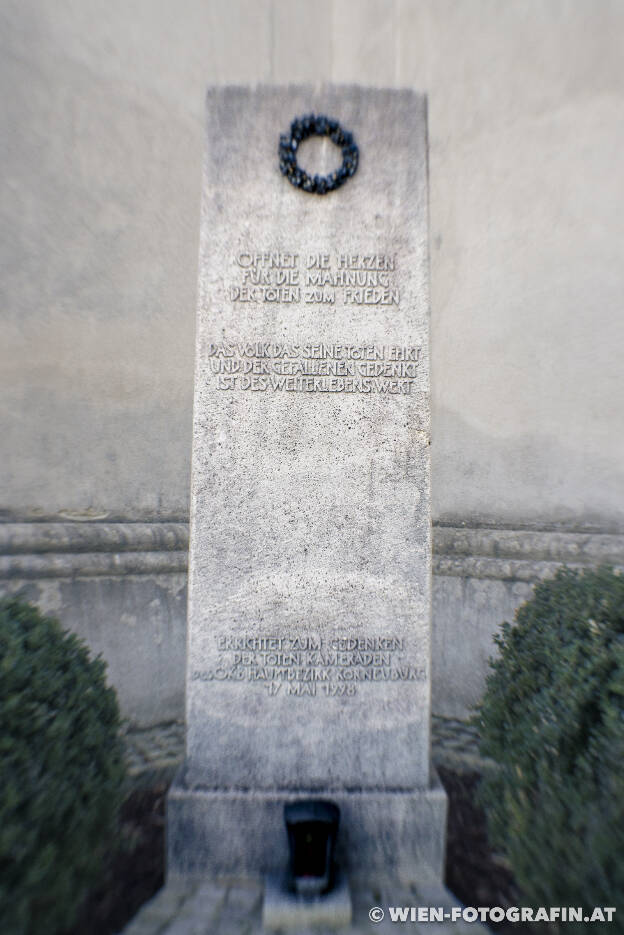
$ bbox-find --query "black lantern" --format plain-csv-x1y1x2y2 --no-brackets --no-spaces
284,800,340,897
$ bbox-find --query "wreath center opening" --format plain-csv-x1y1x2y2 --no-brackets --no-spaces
296,136,343,178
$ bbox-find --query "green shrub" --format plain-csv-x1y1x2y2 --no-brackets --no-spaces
0,597,126,935
475,566,624,929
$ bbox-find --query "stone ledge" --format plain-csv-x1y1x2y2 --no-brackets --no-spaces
1,521,622,582
433,554,597,582
433,526,624,581
0,522,189,553
0,550,189,579
0,522,189,579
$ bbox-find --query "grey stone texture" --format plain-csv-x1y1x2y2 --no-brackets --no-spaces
121,874,490,934
262,872,352,929
169,84,443,877
2,521,624,729
187,84,431,787
124,714,485,790
167,777,447,879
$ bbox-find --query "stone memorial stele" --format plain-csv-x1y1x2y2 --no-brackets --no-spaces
167,85,447,882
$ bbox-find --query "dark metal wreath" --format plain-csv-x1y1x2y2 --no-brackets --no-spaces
278,114,358,195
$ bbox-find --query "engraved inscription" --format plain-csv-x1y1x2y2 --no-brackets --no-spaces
229,251,400,306
191,635,427,697
207,341,421,395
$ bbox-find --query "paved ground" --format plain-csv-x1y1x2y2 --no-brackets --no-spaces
121,872,490,935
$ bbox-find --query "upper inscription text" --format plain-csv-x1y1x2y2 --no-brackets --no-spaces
229,252,400,305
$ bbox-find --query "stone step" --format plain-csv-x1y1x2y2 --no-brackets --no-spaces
120,874,491,935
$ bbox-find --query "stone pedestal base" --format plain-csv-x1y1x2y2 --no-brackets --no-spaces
166,766,447,880
262,872,352,930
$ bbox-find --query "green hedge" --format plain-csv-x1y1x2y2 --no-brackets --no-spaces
475,566,624,928
0,597,126,935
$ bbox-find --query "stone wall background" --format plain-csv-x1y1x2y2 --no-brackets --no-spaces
2,521,623,725
2,0,623,732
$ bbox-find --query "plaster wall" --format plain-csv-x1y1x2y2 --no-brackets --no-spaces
2,0,623,528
